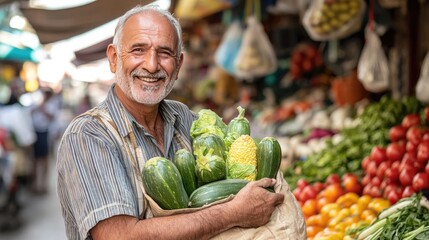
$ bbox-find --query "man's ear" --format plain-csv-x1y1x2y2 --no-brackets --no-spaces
106,44,117,73
175,53,184,80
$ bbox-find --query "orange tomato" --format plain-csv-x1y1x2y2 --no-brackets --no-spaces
349,203,366,216
368,198,390,213
360,209,377,224
320,203,340,218
302,199,318,217
357,195,372,209
306,225,324,238
317,197,330,213
306,214,330,227
324,183,343,202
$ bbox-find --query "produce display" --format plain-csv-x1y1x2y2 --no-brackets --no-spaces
285,96,423,188
361,110,429,204
293,101,429,239
295,172,391,239
141,106,282,210
350,194,429,240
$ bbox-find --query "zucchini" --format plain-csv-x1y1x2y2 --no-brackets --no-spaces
173,149,198,196
142,157,188,210
255,137,282,180
193,134,227,183
188,179,249,208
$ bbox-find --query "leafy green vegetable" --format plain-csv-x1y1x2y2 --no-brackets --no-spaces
353,194,429,240
190,109,227,140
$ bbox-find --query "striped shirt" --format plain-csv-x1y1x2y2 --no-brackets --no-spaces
56,85,197,240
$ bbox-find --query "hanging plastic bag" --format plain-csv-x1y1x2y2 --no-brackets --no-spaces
302,0,366,41
234,16,277,79
357,28,390,93
416,51,429,103
214,21,243,75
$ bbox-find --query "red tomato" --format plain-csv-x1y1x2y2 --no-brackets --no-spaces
300,185,318,202
363,184,372,196
386,142,406,162
426,162,429,174
377,161,391,179
400,153,417,170
402,185,416,198
312,182,325,193
387,190,402,204
412,172,429,191
385,167,400,184
366,160,378,176
383,184,401,198
415,161,427,172
406,141,418,154
399,168,418,186
402,114,421,128
361,174,371,186
407,126,424,145
371,176,382,187
297,178,310,190
361,156,371,171
370,146,387,165
425,107,429,123
417,140,429,163
370,185,382,198
326,174,341,185
389,125,408,142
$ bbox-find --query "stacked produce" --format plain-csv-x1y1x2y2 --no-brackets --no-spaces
285,96,423,188
293,173,391,239
142,106,282,210
348,194,429,240
360,109,429,204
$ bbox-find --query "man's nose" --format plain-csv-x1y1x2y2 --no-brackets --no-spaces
143,48,160,73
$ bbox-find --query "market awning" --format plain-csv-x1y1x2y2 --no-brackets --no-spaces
72,37,112,66
19,0,151,44
0,42,43,62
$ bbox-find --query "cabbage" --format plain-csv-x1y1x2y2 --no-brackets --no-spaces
190,109,227,139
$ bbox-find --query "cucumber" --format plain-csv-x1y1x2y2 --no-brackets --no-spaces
188,179,249,208
173,149,198,196
255,137,282,180
142,157,188,210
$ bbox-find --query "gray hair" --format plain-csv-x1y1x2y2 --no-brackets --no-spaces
112,4,183,62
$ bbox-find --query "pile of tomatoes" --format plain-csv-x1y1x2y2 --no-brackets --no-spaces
361,111,429,204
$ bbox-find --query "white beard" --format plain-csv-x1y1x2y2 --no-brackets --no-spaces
115,59,178,105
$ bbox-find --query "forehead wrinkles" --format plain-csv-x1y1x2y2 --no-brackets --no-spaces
122,12,176,50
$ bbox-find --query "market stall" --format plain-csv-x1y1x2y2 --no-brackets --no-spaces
1,0,429,238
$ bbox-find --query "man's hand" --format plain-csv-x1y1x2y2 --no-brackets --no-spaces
226,178,285,228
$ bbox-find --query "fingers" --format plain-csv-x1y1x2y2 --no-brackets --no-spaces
251,177,276,189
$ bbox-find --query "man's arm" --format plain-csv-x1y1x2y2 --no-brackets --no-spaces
90,178,284,240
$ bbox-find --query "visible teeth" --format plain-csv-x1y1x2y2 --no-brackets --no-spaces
139,77,159,82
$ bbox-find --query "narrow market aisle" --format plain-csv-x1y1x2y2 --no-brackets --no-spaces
0,156,67,240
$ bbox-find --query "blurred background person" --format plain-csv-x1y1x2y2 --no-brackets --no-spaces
30,87,61,194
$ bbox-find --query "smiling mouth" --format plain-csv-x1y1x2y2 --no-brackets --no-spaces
134,76,164,83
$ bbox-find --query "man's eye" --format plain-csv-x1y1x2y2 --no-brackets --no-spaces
132,48,145,53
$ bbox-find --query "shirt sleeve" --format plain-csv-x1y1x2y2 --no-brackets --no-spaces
57,119,138,239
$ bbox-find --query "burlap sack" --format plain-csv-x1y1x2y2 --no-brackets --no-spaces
144,171,307,239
